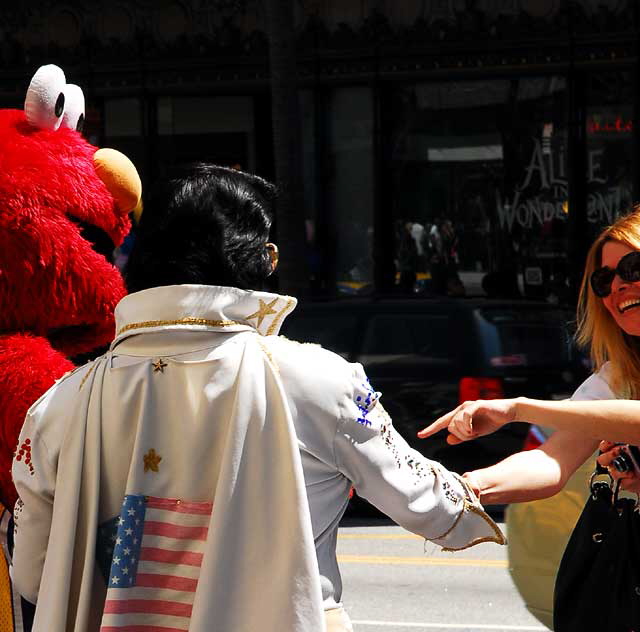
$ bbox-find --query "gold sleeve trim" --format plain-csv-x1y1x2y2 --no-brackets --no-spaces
117,317,242,336
439,503,507,552
430,504,466,541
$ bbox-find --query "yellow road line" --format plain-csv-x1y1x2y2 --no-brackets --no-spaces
337,554,507,568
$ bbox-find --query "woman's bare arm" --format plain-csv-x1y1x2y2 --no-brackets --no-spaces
419,397,640,446
464,430,599,505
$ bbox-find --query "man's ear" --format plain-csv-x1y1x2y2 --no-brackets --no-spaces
266,242,279,273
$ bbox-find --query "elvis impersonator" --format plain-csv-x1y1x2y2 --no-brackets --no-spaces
11,164,504,632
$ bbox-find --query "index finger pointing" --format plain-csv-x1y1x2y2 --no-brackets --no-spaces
417,409,456,439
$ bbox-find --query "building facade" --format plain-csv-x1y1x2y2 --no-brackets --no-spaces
1,0,638,302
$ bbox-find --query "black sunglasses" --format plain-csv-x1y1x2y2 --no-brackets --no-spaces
590,251,640,298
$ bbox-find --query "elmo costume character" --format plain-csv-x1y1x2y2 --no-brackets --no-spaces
0,64,141,630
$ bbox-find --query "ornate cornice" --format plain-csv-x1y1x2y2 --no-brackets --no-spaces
0,1,636,93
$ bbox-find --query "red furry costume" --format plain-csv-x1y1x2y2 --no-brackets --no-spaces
0,65,141,511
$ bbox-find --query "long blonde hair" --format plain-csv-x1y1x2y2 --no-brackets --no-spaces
577,210,640,399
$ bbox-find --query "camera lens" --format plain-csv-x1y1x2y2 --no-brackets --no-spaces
612,454,632,472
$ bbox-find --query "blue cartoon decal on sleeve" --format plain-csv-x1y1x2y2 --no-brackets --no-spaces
354,380,381,428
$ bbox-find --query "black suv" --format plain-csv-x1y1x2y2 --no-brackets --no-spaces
281,298,588,474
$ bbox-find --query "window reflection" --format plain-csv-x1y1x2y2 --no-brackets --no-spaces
585,71,633,243
390,77,569,302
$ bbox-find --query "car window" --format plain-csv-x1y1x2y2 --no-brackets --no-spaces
476,307,573,367
281,315,358,358
360,314,453,364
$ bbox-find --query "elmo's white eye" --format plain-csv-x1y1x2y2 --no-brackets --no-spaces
24,64,67,130
60,84,85,132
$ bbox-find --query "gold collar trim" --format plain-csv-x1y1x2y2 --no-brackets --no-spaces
117,317,243,336
266,298,296,336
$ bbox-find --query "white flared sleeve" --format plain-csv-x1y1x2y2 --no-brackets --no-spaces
11,400,57,604
333,364,505,551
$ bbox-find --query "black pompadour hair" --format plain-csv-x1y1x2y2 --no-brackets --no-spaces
125,163,277,293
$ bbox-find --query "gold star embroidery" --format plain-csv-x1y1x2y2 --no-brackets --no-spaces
246,298,278,328
143,449,162,473
152,358,168,373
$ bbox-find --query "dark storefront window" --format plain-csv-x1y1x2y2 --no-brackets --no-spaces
327,86,374,293
156,96,255,172
585,71,634,243
103,98,145,181
389,77,570,302
300,90,317,223
300,90,321,286
103,98,144,270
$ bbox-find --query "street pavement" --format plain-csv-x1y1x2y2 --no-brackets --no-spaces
337,519,549,632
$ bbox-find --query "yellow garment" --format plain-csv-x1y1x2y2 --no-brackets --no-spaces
507,364,615,629
0,502,15,632
506,458,592,629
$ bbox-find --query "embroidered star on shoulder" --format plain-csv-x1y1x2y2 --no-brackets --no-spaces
152,358,168,373
246,298,278,328
143,448,162,473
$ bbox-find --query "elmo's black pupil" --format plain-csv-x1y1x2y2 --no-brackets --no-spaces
55,93,65,117
76,113,85,133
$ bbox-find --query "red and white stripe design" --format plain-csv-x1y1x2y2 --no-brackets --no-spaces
100,496,212,632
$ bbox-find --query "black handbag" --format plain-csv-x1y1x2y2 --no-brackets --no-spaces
553,463,640,632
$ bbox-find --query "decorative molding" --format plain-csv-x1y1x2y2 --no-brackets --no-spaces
0,1,636,92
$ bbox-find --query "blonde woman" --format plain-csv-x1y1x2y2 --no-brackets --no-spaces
419,211,640,632
420,209,640,502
